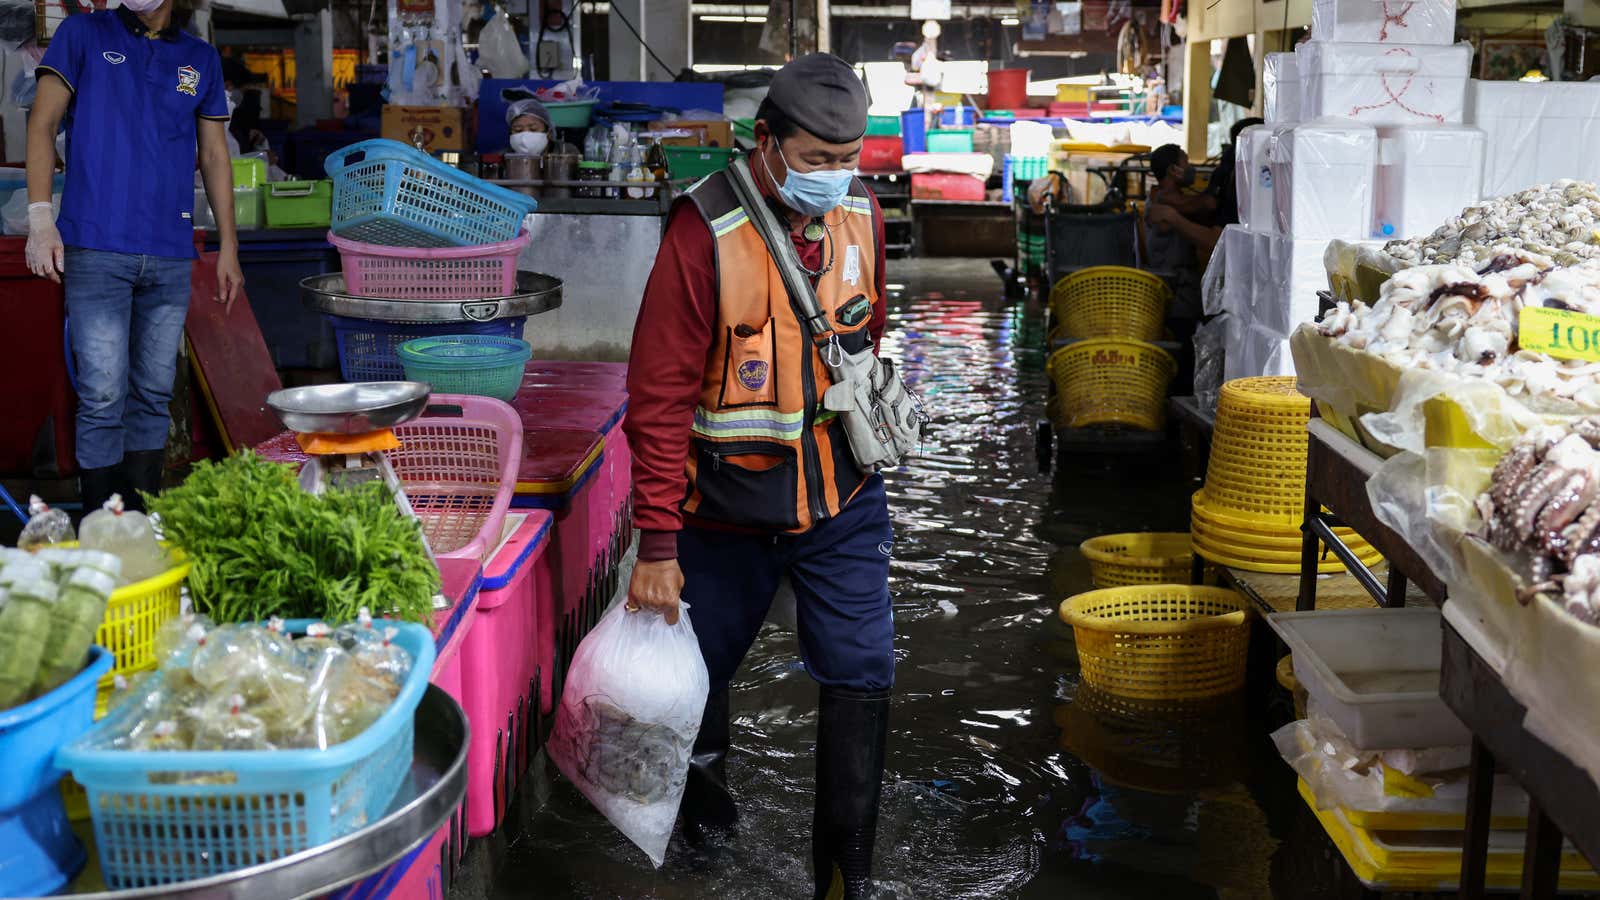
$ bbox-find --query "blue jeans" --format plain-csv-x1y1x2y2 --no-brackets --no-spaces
679,475,896,692
64,248,192,470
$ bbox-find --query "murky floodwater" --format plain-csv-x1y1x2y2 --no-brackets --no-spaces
496,259,1291,899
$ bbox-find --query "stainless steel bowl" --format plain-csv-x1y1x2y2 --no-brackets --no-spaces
266,382,432,435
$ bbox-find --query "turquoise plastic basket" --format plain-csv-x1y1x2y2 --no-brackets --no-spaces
325,139,538,248
57,621,435,891
397,334,533,402
0,647,111,898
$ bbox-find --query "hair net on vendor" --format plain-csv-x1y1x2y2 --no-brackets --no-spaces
505,98,552,128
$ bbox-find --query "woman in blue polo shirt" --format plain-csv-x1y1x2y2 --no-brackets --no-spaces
24,0,242,513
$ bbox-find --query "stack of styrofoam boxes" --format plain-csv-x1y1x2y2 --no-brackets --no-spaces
1468,80,1600,198
1222,0,1483,381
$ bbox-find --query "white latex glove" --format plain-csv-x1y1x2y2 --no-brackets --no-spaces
25,202,63,283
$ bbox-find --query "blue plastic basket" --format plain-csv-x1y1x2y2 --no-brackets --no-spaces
325,139,538,248
328,314,528,382
57,621,435,891
0,646,112,898
398,335,533,402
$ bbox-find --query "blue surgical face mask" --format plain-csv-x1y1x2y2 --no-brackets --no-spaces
767,140,852,217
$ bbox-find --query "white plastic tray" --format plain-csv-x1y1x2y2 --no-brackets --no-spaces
1268,607,1470,750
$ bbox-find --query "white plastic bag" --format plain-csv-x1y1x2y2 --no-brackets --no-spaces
549,601,708,867
478,8,528,80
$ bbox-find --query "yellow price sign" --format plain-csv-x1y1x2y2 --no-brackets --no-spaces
1520,306,1600,362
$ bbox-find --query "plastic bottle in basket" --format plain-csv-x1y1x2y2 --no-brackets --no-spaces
32,565,118,696
18,495,74,551
79,494,168,584
0,573,59,709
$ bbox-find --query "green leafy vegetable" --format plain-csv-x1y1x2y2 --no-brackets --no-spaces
149,452,439,625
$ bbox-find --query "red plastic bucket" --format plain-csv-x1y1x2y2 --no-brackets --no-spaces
987,68,1029,110
860,136,904,173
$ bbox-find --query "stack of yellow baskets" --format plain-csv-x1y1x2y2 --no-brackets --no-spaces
1192,376,1381,573
1044,266,1176,431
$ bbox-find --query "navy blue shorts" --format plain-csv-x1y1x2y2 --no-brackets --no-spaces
678,474,895,692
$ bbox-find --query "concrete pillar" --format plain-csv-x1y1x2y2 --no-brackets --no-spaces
608,0,690,81
293,9,334,128
1182,38,1212,160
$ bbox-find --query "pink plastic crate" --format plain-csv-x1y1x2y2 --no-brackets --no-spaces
910,172,985,202
391,395,523,564
329,230,530,300
459,511,554,837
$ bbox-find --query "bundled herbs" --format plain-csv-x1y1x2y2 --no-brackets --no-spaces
149,452,438,625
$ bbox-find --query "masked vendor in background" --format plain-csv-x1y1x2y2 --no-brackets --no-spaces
505,97,553,156
623,53,894,900
24,0,242,513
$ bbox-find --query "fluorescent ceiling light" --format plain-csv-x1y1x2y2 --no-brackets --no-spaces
702,14,765,21
1001,16,1019,25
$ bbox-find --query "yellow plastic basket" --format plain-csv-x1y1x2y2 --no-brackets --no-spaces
1058,584,1252,701
1048,266,1172,341
1046,339,1175,431
1080,532,1193,588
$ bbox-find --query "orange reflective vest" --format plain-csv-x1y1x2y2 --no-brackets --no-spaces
676,168,881,533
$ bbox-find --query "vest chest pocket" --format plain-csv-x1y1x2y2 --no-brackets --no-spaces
718,318,778,409
690,440,800,531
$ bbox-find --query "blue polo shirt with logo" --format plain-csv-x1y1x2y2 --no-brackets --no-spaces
38,8,228,259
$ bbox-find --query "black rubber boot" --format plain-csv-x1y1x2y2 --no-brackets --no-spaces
680,687,738,843
812,686,889,900
78,465,118,518
118,449,166,513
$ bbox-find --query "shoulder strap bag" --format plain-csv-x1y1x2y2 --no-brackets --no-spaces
725,157,928,473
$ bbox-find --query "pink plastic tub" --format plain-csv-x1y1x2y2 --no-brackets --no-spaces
391,395,523,564
459,510,554,837
329,230,531,300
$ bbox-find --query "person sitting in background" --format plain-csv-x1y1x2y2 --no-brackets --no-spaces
1144,143,1215,275
505,97,552,156
1209,116,1264,228
1146,143,1213,222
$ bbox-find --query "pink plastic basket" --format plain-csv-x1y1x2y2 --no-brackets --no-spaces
460,511,554,837
329,230,530,300
390,395,523,563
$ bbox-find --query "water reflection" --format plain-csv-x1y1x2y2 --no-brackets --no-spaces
497,260,1279,899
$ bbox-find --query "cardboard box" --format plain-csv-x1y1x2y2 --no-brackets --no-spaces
644,119,734,149
381,105,474,153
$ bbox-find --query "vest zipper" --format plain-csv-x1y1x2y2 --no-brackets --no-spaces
798,332,827,525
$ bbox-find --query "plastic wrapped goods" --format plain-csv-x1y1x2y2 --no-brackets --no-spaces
549,602,709,867
32,565,117,696
1297,41,1472,126
1310,0,1456,44
0,575,58,708
1372,125,1485,240
1263,52,1300,125
79,494,168,585
1235,125,1275,232
18,495,73,551
1468,80,1600,198
1269,120,1377,240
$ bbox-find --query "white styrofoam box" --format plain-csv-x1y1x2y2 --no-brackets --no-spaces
1468,79,1600,198
1268,607,1471,751
1225,321,1298,381
1310,0,1455,45
1009,120,1054,158
1221,225,1254,319
1373,125,1484,239
1239,126,1276,233
1263,52,1301,124
1260,234,1337,334
1298,41,1472,125
1268,119,1377,240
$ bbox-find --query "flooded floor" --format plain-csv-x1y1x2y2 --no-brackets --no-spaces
493,259,1323,899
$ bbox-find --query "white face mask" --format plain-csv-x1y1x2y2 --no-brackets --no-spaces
120,0,165,14
510,132,549,156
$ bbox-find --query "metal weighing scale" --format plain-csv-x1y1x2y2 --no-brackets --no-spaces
299,271,563,323
264,381,449,608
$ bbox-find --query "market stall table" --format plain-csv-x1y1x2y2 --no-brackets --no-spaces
1168,395,1215,484
1442,621,1600,899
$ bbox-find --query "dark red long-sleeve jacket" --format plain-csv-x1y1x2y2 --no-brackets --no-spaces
624,180,888,561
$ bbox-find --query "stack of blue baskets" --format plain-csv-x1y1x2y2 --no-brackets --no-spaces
322,139,540,383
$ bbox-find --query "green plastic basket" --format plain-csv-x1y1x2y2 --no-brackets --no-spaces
926,129,975,153
665,146,739,181
264,180,332,229
231,156,266,189
544,99,597,129
397,334,532,402
866,114,901,136
234,188,263,230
